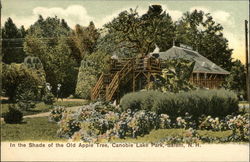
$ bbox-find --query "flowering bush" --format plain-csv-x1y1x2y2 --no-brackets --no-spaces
49,106,66,122
54,101,249,142
159,114,171,129
57,112,81,138
199,116,222,131
227,114,249,141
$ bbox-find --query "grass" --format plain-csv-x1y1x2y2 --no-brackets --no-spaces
0,100,89,117
1,117,63,141
111,129,233,143
197,130,232,139
53,100,89,107
1,120,234,142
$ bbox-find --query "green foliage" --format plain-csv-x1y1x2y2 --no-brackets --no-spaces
69,22,100,63
2,63,45,101
151,59,195,93
103,5,175,57
2,18,27,64
16,88,36,111
223,60,246,99
1,117,61,141
42,92,55,105
75,67,97,99
3,105,23,124
55,101,248,142
57,111,81,138
120,89,239,118
49,106,66,122
175,10,233,70
75,51,110,99
2,18,26,39
23,16,78,97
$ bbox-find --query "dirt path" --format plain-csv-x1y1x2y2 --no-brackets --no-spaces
24,106,82,118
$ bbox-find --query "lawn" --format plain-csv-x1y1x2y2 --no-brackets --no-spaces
112,129,233,143
0,100,89,117
1,117,234,142
1,117,63,141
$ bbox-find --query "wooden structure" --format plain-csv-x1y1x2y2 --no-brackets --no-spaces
91,46,230,101
158,46,230,90
91,57,161,101
190,73,226,89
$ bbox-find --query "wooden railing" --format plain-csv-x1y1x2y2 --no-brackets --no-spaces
190,79,224,89
91,73,104,100
91,57,161,101
106,60,133,101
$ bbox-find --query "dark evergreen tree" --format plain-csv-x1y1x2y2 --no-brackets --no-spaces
2,18,27,63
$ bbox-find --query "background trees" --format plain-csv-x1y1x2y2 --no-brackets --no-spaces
23,16,78,97
175,10,233,70
2,18,27,63
2,5,246,99
103,5,175,57
69,22,100,64
223,60,246,99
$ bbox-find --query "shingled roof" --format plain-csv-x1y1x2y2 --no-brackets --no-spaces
158,46,230,75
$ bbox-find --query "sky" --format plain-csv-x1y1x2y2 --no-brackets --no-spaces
1,0,249,63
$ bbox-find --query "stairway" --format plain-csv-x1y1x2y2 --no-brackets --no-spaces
91,59,133,101
91,73,110,100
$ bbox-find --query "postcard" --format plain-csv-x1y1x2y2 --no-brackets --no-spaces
1,0,249,161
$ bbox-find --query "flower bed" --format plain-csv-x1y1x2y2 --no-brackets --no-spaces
50,101,249,143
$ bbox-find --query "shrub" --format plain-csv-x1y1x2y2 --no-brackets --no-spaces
75,60,98,99
2,63,45,101
159,114,171,129
57,112,81,138
3,105,23,124
17,101,36,111
120,89,239,119
49,106,66,122
43,92,55,105
16,88,36,111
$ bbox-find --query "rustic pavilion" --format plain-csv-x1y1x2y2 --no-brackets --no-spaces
91,45,230,101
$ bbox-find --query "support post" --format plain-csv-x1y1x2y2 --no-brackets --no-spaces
245,20,250,103
132,59,135,92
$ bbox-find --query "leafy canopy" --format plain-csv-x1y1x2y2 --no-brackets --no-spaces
103,5,175,57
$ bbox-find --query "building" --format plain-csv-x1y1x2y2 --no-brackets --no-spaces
157,45,230,89
91,45,230,101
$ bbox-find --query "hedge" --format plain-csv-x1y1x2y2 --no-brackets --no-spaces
120,89,239,119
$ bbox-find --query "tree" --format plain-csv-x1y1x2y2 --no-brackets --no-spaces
2,18,27,63
69,22,100,64
150,59,195,93
2,63,45,101
23,16,78,97
223,60,246,99
2,17,20,38
175,10,233,70
75,51,111,99
103,5,175,57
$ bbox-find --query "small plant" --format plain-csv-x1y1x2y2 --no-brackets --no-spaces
3,105,23,124
57,112,81,138
16,101,36,111
49,106,66,122
159,114,171,129
43,92,55,105
16,87,36,111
